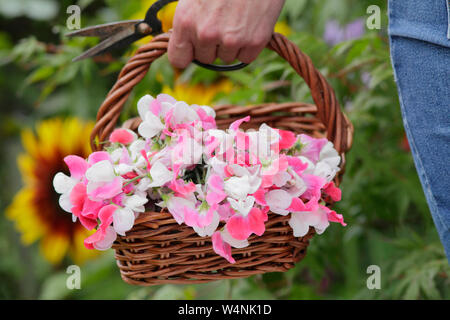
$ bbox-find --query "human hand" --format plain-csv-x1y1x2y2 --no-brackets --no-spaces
168,0,286,68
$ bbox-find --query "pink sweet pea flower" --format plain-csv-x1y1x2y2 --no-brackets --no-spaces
212,231,235,263
184,204,220,238
109,128,137,145
275,129,297,150
322,205,346,226
64,155,89,179
301,174,327,200
225,207,268,241
217,202,234,222
70,182,103,230
85,159,123,201
287,156,309,176
169,179,196,197
298,134,328,163
206,174,227,205
87,151,111,165
323,181,342,201
195,107,217,130
184,206,214,228
84,204,117,250
229,116,250,132
53,155,89,213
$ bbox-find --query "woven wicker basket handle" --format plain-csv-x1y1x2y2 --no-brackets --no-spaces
91,32,353,154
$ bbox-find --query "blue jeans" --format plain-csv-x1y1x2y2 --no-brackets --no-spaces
389,0,450,262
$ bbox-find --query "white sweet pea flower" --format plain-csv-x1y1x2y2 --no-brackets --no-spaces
284,168,307,198
227,196,255,217
224,175,252,200
113,207,135,236
124,194,148,213
272,170,291,188
53,172,77,195
319,141,341,168
137,94,155,120
116,163,135,175
58,192,73,213
199,105,216,118
265,189,293,215
85,160,116,182
248,123,280,159
227,164,262,194
129,139,147,161
193,210,220,237
172,101,199,124
289,207,330,237
313,161,339,182
138,111,165,139
147,161,173,187
110,148,123,163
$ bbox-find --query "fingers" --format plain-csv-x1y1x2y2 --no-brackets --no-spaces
168,31,194,69
217,36,242,63
237,44,265,64
168,2,195,69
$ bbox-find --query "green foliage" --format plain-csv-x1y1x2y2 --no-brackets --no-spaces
0,0,448,300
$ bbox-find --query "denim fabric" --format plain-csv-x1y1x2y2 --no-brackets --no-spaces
388,0,450,262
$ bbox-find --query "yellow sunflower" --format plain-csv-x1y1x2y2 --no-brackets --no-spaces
6,118,99,265
162,79,233,106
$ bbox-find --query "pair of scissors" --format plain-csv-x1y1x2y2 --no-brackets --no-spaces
67,0,248,71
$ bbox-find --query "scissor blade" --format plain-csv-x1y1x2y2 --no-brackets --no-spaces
72,25,143,62
66,20,142,41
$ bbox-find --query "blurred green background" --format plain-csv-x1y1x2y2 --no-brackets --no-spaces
1,0,449,300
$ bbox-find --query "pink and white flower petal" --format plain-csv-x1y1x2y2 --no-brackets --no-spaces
299,134,328,163
87,151,111,165
212,231,235,264
193,210,220,237
138,112,165,139
206,174,227,205
226,207,267,240
137,94,155,119
64,155,89,180
323,182,342,201
172,101,199,124
289,207,330,237
227,196,255,217
87,177,123,201
221,227,249,249
93,226,118,251
224,175,251,200
86,160,116,182
265,189,292,215
167,196,195,224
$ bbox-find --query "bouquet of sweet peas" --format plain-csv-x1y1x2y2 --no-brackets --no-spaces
53,94,346,263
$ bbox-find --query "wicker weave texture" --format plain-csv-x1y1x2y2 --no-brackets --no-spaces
92,33,353,286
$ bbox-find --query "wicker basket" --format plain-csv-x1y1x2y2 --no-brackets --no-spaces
90,32,353,286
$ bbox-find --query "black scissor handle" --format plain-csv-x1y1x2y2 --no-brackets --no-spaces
145,0,249,72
